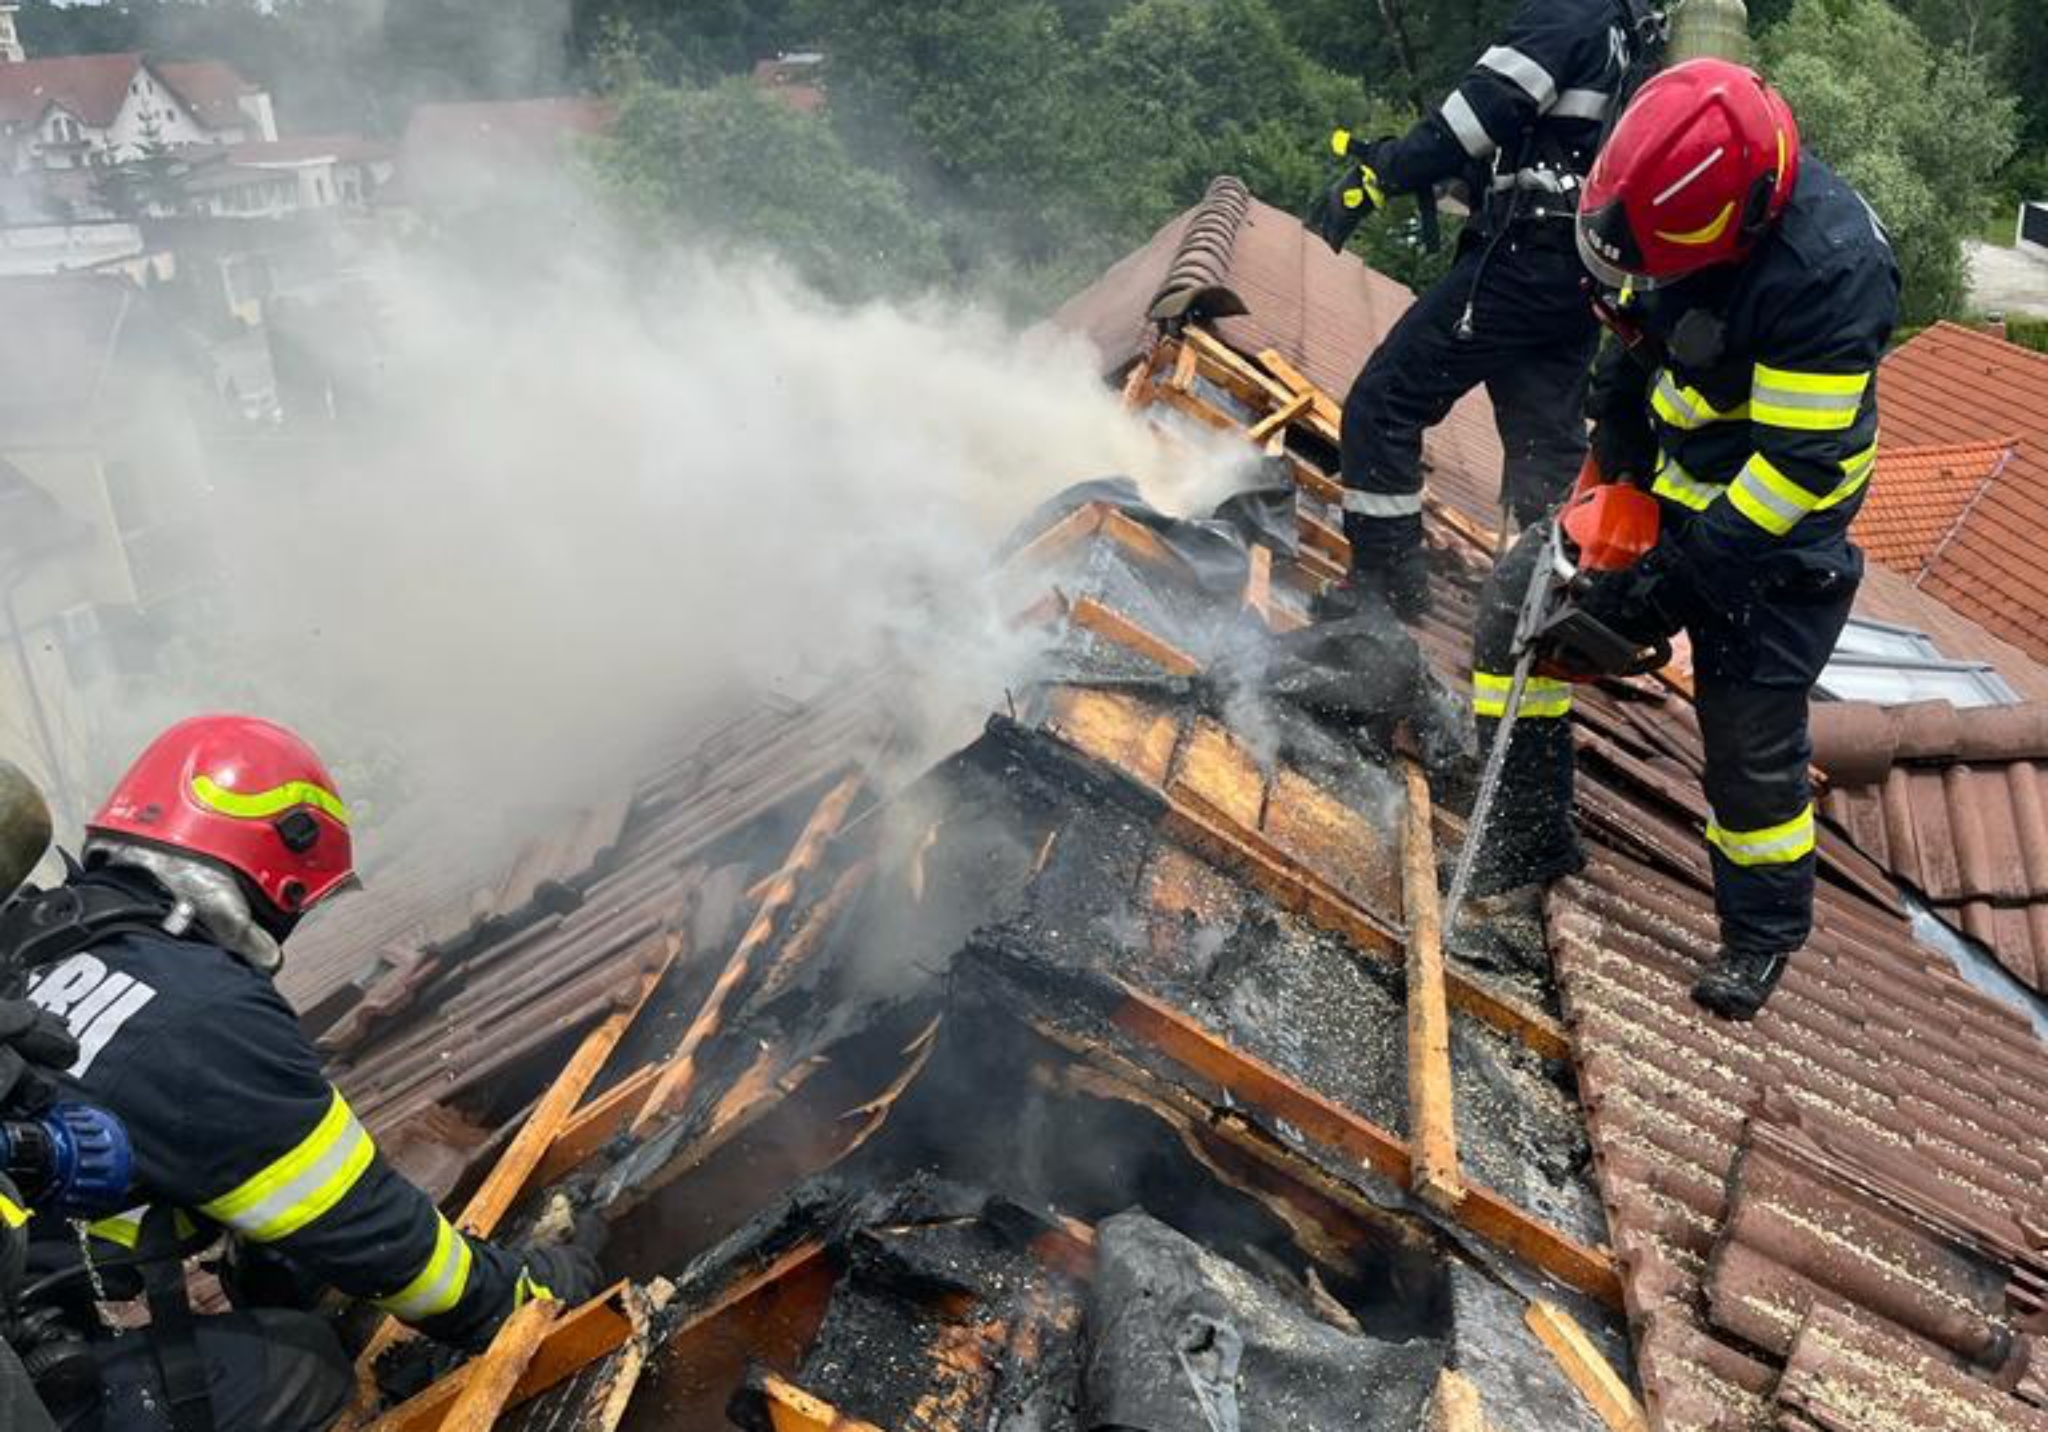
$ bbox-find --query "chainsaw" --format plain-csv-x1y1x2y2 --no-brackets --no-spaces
1441,459,1667,935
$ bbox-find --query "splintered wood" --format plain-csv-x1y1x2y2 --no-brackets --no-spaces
748,1373,890,1432
1400,757,1464,1212
633,771,866,1134
438,1298,558,1432
1427,1369,1493,1432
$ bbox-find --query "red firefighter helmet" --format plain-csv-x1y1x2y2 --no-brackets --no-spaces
88,715,356,918
1577,59,1800,291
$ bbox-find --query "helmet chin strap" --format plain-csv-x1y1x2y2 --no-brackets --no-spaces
82,837,285,975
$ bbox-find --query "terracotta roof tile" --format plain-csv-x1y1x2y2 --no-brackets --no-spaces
1881,324,2048,660
154,59,259,129
1856,440,2017,575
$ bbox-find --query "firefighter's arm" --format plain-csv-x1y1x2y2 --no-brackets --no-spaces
1677,263,1892,578
1371,0,1602,194
123,984,539,1348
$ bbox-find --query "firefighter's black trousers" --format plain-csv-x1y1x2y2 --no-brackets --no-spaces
80,1312,350,1432
1340,229,1598,564
1470,529,1857,953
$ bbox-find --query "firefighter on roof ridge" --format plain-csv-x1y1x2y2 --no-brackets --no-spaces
1310,0,1668,620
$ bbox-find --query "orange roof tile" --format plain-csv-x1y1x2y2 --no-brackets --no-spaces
1856,438,2016,574
1880,323,2048,660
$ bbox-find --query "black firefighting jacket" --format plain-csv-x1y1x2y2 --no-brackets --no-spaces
21,868,530,1348
1588,154,1902,684
1372,0,1658,229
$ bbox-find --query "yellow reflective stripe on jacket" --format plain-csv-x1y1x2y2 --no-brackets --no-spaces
1752,365,1870,433
1815,443,1878,511
191,774,352,827
1650,458,1724,512
0,1192,28,1229
1653,372,1747,432
1472,671,1572,720
87,1206,148,1249
375,1214,474,1322
1707,803,1817,867
1729,446,1876,537
198,1088,374,1243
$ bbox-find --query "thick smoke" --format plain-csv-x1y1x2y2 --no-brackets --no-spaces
183,244,1249,873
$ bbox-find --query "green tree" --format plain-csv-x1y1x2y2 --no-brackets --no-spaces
1761,0,2017,324
588,76,947,301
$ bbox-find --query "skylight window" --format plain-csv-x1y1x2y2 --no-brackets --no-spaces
1818,616,2017,708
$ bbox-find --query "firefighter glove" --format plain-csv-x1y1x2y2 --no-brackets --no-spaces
517,1243,602,1308
0,999,79,1112
1307,129,1387,252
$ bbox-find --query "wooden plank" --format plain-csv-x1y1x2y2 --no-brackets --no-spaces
1251,346,1344,435
1099,508,1197,578
1003,502,1106,574
1119,351,1156,409
657,1243,839,1426
1428,1368,1492,1432
1169,341,1199,392
1067,597,1202,676
754,1372,892,1432
461,939,680,1236
532,1064,661,1188
1524,1300,1649,1430
1244,544,1274,627
1109,986,1623,1308
438,1298,558,1432
347,943,680,1404
1247,391,1313,444
360,1284,640,1432
1401,757,1464,1212
633,772,866,1133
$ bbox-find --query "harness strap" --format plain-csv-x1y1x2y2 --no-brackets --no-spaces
136,1209,215,1432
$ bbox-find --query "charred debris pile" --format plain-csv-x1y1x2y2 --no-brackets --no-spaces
304,331,1639,1432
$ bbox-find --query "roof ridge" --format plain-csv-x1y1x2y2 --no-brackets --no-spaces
1146,175,1253,326
1917,442,2021,586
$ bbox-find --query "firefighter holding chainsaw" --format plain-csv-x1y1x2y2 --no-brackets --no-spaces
1462,59,1899,1021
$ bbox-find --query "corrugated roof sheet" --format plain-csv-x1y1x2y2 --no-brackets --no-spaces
1880,324,2048,661
1854,439,2016,576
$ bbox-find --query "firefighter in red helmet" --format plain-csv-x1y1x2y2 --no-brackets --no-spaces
1464,59,1899,1021
0,717,601,1432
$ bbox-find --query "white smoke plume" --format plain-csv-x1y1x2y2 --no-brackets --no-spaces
177,244,1250,872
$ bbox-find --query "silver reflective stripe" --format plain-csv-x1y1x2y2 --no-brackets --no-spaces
1493,167,1575,194
1751,383,1863,415
1655,374,1702,427
1441,91,1496,160
1651,461,1724,511
1478,46,1558,108
1552,88,1612,122
1732,467,1812,528
375,1217,475,1322
1342,489,1425,518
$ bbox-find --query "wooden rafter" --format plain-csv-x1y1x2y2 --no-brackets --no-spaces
1067,597,1202,676
343,943,679,1419
1524,1301,1649,1432
1400,755,1463,1211
633,772,866,1134
360,1283,647,1432
437,1298,558,1432
1108,984,1621,1307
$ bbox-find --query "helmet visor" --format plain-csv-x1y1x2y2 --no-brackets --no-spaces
1576,211,1664,293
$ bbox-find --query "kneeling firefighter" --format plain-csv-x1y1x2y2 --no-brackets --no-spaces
2,717,602,1432
1465,59,1899,1020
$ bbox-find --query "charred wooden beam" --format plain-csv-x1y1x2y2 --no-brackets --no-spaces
654,1242,841,1429
1108,985,1622,1307
737,1372,890,1432
1002,503,1105,573
635,772,867,1134
1401,756,1465,1212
